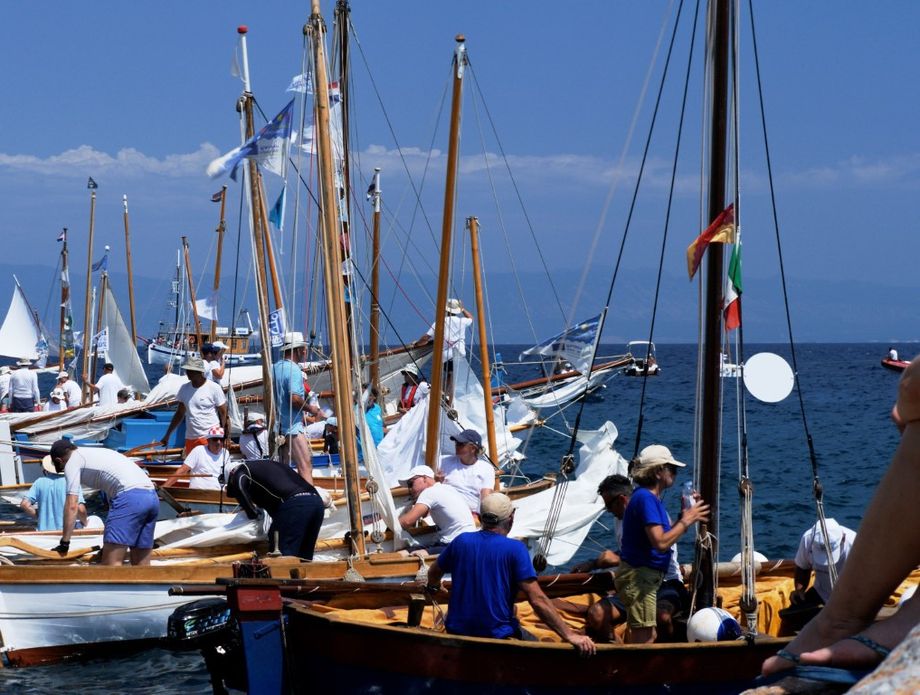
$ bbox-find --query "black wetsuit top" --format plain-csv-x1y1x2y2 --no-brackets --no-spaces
226,460,318,519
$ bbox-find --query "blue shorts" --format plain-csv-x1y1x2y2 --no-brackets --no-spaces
104,488,159,549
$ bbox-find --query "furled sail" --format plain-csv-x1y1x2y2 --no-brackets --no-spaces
0,279,48,363
102,284,149,395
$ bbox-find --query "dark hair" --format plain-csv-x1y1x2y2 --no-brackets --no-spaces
597,474,632,498
117,388,131,400
103,363,114,371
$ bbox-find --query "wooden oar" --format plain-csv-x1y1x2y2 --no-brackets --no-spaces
0,536,99,560
156,484,192,515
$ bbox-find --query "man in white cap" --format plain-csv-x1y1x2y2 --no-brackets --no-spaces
425,492,596,655
792,518,857,608
20,454,88,531
398,464,476,549
273,332,316,483
163,425,233,491
239,411,269,461
202,342,227,383
56,371,82,409
9,358,40,412
42,389,67,412
160,356,228,456
414,297,473,397
397,363,430,413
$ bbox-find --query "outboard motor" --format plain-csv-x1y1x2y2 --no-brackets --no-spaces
168,598,245,694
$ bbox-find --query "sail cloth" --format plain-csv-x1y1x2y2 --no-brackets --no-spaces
102,284,149,396
207,99,295,180
520,315,603,375
510,421,628,566
0,281,46,361
686,203,736,279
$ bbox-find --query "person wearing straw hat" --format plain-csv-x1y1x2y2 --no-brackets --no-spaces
49,439,159,565
20,454,87,531
162,425,232,491
424,492,596,655
273,331,314,483
397,363,430,413
56,370,82,408
414,297,473,398
615,444,710,644
42,389,67,412
9,358,40,412
160,356,228,456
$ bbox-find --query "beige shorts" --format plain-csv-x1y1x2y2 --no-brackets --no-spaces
614,561,664,628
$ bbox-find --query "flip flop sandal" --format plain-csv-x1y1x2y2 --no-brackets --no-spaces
845,634,892,661
774,648,801,665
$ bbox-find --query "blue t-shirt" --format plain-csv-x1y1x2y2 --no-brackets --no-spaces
25,474,85,531
272,359,305,435
365,404,384,445
619,486,672,572
436,530,536,638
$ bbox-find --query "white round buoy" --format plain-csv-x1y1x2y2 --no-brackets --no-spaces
743,352,795,403
899,583,917,606
687,607,743,642
730,551,769,563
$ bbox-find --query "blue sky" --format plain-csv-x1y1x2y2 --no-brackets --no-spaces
1,2,919,344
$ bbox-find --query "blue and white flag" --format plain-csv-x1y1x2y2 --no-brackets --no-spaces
268,308,287,348
91,251,108,273
286,72,312,94
268,185,287,231
207,99,295,180
520,314,603,375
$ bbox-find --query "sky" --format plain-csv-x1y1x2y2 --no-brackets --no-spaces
1,1,919,346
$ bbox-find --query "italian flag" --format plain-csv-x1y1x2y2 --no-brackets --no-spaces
724,242,742,331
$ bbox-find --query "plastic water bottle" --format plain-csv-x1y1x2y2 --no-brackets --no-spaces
682,480,696,511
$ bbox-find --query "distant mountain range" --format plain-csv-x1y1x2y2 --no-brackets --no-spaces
3,262,914,346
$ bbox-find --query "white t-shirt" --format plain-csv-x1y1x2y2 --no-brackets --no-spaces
183,444,231,490
427,315,473,361
438,454,494,513
207,359,222,383
415,482,476,544
43,399,66,412
10,369,40,400
239,430,269,460
96,372,124,408
794,525,856,603
61,380,82,407
64,447,154,499
176,380,227,439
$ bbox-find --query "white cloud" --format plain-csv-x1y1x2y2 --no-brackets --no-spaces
0,143,221,177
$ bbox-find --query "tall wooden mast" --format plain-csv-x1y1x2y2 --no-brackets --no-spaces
210,186,228,342
122,195,138,349
468,216,499,487
333,0,355,342
368,167,382,393
80,185,97,403
58,228,70,372
309,0,365,556
694,0,732,609
89,266,108,385
424,35,467,473
181,236,203,343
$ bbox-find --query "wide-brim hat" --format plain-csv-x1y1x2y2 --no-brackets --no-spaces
212,341,228,350
401,363,420,377
50,389,64,399
398,464,435,486
809,518,843,567
280,331,307,351
41,455,58,475
16,358,32,367
445,298,463,316
325,416,338,428
181,356,207,372
630,444,686,476
56,371,69,380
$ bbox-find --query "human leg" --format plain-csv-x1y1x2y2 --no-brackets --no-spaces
104,489,159,567
290,433,313,485
763,422,920,675
614,563,662,644
100,543,129,566
585,594,625,643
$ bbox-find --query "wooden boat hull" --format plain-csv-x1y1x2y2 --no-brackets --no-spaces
881,357,910,372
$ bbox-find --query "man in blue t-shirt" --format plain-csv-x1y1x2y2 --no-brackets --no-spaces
20,455,88,531
273,332,316,483
425,493,595,655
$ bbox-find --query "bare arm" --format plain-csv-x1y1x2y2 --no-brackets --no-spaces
399,502,431,530
426,560,446,590
76,503,88,527
160,403,186,446
519,579,596,655
162,463,192,488
572,549,621,574
61,494,79,543
217,402,229,434
19,498,37,519
645,503,710,552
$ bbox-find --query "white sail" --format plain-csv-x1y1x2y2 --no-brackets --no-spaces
0,281,46,362
102,284,150,395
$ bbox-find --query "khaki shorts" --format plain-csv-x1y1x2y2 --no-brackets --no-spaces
614,561,664,628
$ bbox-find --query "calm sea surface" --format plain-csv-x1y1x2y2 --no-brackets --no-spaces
0,342,905,692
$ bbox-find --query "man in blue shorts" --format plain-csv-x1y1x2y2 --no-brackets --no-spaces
571,474,691,643
425,492,595,655
49,439,160,566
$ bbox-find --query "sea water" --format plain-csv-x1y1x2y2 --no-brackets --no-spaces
0,343,904,692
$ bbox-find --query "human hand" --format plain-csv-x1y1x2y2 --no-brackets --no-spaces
681,502,711,526
568,632,596,656
571,560,596,574
434,471,445,483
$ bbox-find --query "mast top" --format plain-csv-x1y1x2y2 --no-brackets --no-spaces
455,34,465,43
237,25,248,35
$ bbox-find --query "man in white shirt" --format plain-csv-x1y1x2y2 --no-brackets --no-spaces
160,356,228,456
437,428,495,514
43,389,66,412
163,425,232,490
793,518,857,605
9,359,40,412
88,363,124,408
239,412,269,460
414,298,473,398
398,464,476,549
49,440,159,566
201,343,226,384
56,371,83,408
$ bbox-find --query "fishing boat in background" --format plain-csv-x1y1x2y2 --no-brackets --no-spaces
622,339,660,376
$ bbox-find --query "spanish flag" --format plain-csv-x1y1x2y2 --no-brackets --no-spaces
686,204,735,279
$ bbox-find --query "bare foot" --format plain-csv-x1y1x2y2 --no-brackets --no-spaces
761,611,869,676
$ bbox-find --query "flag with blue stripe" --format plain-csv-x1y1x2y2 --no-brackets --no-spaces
207,99,295,180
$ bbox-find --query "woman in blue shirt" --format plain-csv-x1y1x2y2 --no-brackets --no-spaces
615,444,710,643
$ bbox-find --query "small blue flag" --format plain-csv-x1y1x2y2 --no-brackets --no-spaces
91,253,108,273
268,186,287,231
87,177,98,190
